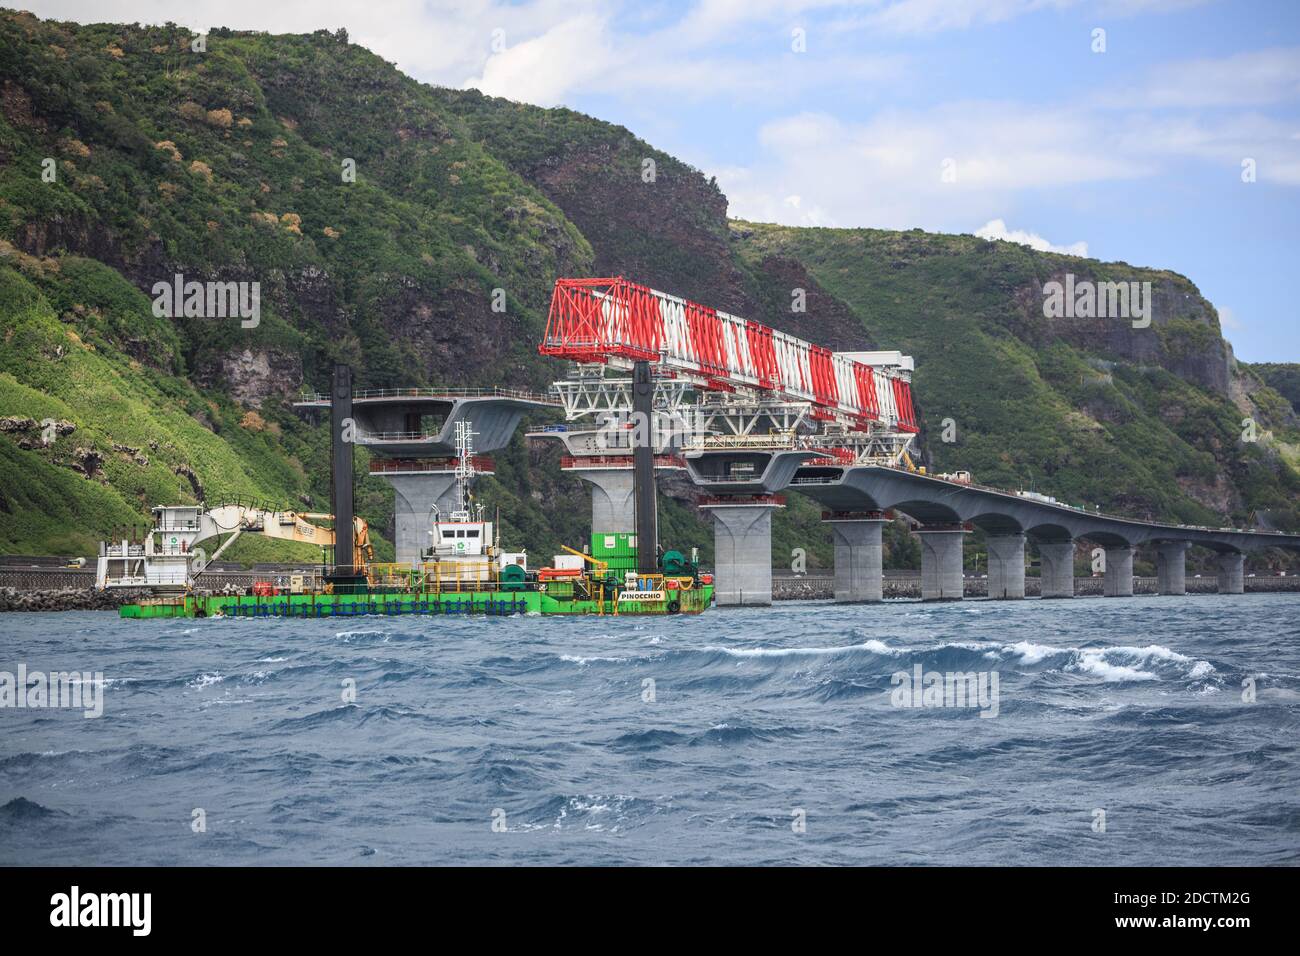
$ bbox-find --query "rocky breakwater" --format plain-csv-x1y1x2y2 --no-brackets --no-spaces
0,587,144,612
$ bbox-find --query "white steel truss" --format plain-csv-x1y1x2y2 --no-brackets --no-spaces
548,364,917,461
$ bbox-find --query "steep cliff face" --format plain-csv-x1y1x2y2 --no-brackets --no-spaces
0,10,1296,563
1010,269,1232,394
433,89,761,320
1250,362,1300,415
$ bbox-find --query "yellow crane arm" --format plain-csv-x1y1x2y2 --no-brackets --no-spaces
302,512,374,568
203,506,373,570
560,544,608,572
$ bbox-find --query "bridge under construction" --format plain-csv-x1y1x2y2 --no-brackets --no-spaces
532,276,1300,605
157,274,1300,610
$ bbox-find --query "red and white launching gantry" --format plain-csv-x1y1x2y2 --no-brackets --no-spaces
539,277,919,463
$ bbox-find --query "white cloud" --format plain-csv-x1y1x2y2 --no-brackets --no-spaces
1217,306,1243,331
975,218,1088,255
717,104,1154,230
1114,47,1300,109
1114,112,1300,186
462,12,905,106
715,55,1300,233
862,0,1073,35
26,1,906,108
828,0,1209,36
25,0,583,92
467,13,615,107
1096,0,1210,13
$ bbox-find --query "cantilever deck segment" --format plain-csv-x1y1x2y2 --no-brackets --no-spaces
294,388,559,457
295,388,558,565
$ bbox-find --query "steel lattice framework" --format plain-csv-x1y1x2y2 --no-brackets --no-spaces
540,277,919,433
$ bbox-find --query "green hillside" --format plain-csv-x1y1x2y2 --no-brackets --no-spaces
1,10,1296,572
730,224,1300,528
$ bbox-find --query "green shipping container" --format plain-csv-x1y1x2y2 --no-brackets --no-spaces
591,532,638,560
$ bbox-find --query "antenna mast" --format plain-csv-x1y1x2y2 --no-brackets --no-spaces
452,420,483,522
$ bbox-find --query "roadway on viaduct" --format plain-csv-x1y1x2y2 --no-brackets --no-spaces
792,464,1300,553
681,449,1300,605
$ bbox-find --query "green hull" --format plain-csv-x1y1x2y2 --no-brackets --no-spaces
118,585,713,619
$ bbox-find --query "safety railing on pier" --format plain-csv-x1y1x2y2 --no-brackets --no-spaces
681,432,801,450
698,495,787,507
560,454,687,470
368,456,495,474
352,430,442,443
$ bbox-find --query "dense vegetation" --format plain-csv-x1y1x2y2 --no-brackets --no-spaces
1,10,1296,572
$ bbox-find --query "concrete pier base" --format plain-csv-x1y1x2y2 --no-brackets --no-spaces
1103,546,1134,597
1215,551,1245,594
915,529,965,601
827,518,885,603
1156,540,1190,595
986,534,1026,600
385,473,459,566
568,467,636,534
1037,541,1075,598
701,501,780,607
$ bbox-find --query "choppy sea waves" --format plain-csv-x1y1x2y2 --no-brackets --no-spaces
2,595,1298,865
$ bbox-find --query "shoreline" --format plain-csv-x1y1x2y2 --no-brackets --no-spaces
4,578,1300,612
773,574,1300,601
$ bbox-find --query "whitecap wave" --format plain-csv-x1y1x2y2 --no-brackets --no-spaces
695,637,1214,683
996,642,1214,683
186,672,225,689
700,643,865,658
559,654,629,665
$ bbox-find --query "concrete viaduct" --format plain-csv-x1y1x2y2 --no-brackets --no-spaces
677,449,1300,606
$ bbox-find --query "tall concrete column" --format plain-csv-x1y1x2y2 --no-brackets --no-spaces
986,534,1026,600
1215,552,1245,594
701,501,779,607
569,467,636,533
827,518,885,603
1156,540,1190,595
914,529,965,601
1037,541,1075,599
1103,546,1134,597
385,473,459,566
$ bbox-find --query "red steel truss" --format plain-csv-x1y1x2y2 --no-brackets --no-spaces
540,277,919,432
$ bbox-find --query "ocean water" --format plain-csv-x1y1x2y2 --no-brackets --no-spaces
2,595,1298,866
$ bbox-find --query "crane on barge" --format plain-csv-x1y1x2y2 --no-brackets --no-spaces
95,502,374,591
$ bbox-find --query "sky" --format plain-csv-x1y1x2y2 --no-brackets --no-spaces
23,0,1300,362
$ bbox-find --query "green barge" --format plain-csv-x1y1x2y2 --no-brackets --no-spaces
104,363,716,621
120,579,713,619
